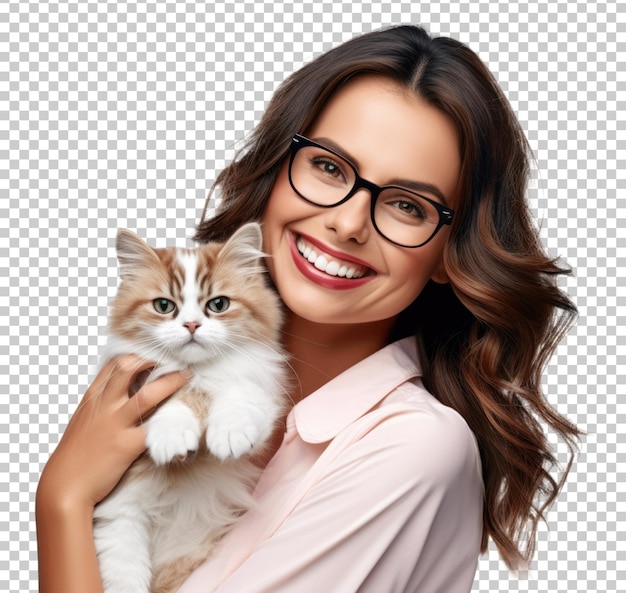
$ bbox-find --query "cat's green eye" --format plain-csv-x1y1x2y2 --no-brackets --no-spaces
206,296,230,314
153,298,176,314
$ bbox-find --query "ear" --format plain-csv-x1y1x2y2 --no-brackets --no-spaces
218,222,266,272
115,229,161,279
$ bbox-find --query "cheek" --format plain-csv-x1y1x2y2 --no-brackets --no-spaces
196,318,229,342
385,247,445,300
262,164,290,220
153,320,183,342
262,162,318,230
382,275,429,315
262,176,302,234
262,171,313,273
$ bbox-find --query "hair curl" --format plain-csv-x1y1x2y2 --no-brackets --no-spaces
195,24,580,568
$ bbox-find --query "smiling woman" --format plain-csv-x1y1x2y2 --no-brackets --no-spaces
263,76,459,332
194,24,580,575
37,24,579,593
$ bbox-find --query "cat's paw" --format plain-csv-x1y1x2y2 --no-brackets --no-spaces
205,421,261,461
145,402,202,465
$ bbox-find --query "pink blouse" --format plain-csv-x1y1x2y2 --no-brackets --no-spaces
177,337,484,593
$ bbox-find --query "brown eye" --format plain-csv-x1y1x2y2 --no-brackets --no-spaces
153,298,176,314
313,157,341,176
206,296,230,313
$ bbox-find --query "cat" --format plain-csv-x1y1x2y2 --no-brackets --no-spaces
92,222,288,593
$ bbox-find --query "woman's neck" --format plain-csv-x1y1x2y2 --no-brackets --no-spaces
282,314,395,405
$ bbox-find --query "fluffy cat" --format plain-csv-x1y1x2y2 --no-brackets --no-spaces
93,222,288,593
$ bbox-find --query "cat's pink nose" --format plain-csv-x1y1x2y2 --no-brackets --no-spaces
184,321,200,334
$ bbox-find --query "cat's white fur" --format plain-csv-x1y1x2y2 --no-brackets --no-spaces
92,223,287,593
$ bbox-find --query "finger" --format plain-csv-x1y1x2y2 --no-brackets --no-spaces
128,370,189,419
88,355,157,404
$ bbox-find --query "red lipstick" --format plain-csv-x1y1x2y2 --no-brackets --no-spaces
289,233,376,290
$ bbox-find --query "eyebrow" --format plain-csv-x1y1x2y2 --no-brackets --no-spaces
310,136,451,206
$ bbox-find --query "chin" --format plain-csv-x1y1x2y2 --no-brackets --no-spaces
166,341,208,365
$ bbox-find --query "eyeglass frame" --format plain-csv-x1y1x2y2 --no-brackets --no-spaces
287,134,455,248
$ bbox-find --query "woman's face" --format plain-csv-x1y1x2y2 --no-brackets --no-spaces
262,75,461,328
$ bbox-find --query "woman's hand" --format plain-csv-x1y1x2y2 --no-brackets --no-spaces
37,355,190,511
36,356,189,593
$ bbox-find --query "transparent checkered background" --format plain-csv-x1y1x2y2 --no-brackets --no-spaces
2,1,624,591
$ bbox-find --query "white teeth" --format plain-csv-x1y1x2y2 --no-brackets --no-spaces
296,237,367,279
314,255,328,271
325,261,340,276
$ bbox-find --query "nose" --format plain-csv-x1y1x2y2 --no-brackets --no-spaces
184,321,201,334
324,189,372,244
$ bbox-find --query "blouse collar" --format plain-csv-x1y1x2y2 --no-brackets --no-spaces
292,337,421,444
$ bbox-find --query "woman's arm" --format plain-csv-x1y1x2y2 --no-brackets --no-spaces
36,356,189,593
36,494,102,593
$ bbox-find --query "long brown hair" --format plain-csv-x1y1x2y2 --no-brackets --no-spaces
195,25,580,568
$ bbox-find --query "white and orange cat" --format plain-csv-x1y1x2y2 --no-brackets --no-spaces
93,222,288,593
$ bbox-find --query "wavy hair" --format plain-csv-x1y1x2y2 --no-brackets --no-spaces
194,25,580,568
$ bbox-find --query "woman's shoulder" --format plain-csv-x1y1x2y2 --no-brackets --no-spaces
357,378,482,486
381,376,473,432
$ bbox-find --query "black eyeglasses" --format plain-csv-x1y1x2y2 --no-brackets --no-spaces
288,134,454,248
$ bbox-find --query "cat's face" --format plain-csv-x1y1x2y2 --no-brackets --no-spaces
109,223,282,366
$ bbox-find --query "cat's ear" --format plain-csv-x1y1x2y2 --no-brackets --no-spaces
115,229,161,279
218,222,265,272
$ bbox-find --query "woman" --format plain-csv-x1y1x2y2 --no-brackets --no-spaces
36,25,579,592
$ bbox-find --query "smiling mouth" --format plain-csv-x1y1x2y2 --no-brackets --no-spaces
295,236,372,279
